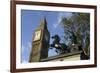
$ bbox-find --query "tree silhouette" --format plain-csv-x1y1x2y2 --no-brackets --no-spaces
60,13,90,59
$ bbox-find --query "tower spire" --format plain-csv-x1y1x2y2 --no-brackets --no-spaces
29,17,50,62
39,17,47,29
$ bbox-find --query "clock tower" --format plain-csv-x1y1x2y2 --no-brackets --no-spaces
29,18,50,62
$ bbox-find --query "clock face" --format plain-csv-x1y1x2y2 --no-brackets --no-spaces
33,30,41,41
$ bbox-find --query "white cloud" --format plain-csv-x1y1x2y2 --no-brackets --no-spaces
53,13,62,28
21,42,32,63
27,42,31,49
22,42,31,52
21,45,25,53
22,59,28,63
53,12,72,29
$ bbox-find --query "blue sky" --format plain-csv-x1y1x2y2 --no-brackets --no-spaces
21,9,72,63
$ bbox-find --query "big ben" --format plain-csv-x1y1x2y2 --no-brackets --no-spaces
29,18,50,62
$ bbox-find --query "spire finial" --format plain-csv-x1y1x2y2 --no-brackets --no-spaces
39,16,47,29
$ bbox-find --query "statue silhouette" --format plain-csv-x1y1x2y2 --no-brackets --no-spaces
50,35,70,54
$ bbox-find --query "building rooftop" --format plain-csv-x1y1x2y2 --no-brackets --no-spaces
40,51,82,62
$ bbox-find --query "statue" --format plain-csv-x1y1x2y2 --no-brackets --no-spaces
50,35,70,54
